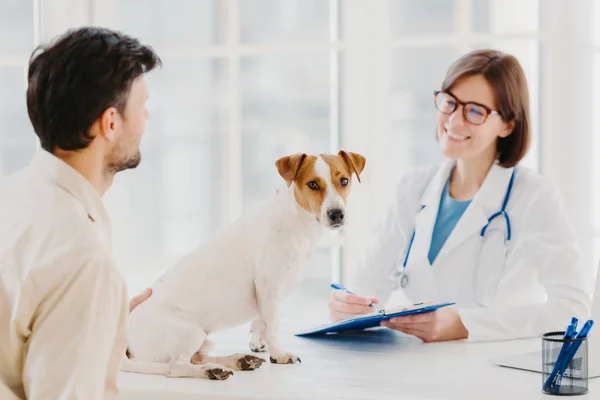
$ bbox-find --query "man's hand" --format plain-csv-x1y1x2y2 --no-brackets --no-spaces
129,288,152,313
380,307,468,342
125,288,152,360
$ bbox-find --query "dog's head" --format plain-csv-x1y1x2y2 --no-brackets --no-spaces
275,150,366,229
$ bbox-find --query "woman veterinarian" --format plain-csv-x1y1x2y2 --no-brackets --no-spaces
329,49,594,343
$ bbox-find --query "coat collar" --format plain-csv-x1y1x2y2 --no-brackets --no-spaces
420,159,514,212
414,159,515,264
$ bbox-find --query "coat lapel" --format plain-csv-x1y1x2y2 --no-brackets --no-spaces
407,160,455,267
434,163,515,262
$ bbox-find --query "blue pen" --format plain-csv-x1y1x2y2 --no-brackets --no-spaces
570,317,579,332
543,321,579,391
330,283,381,312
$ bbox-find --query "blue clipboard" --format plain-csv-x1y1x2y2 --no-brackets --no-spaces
295,301,456,336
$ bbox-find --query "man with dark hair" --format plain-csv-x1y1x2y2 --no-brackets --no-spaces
0,27,160,399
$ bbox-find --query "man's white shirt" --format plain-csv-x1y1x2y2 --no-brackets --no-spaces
0,149,128,399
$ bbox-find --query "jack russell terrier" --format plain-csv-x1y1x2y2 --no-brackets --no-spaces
123,150,366,380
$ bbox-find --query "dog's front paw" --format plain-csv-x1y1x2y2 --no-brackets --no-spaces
237,354,266,371
269,352,301,364
249,338,267,353
205,366,234,380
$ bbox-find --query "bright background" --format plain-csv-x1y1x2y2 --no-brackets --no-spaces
1,0,598,319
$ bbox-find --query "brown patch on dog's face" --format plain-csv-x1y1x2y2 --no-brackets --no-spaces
275,150,366,227
319,152,362,204
337,150,366,183
276,154,324,218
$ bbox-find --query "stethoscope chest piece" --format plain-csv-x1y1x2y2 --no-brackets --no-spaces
391,270,409,289
400,273,409,288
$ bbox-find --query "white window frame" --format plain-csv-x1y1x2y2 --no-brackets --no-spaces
42,0,346,283
34,0,597,292
340,0,543,284
539,0,595,278
592,0,600,273
0,0,40,154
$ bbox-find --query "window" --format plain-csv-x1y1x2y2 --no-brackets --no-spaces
4,0,596,319
388,0,540,175
97,0,339,320
593,0,600,266
0,0,36,176
341,0,541,292
104,0,543,316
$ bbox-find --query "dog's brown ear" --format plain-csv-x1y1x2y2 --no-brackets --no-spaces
338,150,366,183
275,153,307,187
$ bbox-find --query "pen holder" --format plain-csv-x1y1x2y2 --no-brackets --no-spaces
542,331,589,396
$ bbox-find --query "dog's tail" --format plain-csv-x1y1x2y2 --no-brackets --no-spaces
121,356,171,375
121,356,234,380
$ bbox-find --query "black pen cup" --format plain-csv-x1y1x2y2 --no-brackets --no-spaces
542,331,588,396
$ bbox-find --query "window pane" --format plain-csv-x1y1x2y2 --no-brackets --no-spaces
591,51,600,317
595,0,600,47
596,233,600,298
0,67,36,176
390,47,457,168
104,59,226,270
241,53,331,211
473,0,539,34
593,53,600,232
0,1,35,176
391,0,455,36
0,0,33,55
118,0,222,49
240,0,330,42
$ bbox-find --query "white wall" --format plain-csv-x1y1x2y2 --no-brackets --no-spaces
540,0,596,281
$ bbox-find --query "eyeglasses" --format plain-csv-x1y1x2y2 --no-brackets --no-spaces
434,90,501,125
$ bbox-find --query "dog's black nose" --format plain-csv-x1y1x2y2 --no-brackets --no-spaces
327,209,344,224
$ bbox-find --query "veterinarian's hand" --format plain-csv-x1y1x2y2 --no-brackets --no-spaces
329,290,380,322
129,288,152,312
380,307,468,342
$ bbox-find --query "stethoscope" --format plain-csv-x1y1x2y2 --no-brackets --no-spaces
391,169,516,290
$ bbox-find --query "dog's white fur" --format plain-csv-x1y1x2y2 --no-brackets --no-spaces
123,151,364,380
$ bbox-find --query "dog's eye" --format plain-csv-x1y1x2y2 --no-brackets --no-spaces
340,178,349,187
307,181,320,190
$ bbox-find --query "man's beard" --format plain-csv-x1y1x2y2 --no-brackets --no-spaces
105,149,141,175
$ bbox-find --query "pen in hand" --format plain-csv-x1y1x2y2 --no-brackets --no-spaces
330,283,381,313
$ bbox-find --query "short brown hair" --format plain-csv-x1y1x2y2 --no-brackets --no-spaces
441,49,530,168
27,27,161,152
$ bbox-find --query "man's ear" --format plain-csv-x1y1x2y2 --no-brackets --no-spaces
338,150,366,183
275,153,307,187
98,106,119,141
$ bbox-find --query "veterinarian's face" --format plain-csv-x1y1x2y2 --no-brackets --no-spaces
436,74,513,164
290,153,361,229
106,76,150,173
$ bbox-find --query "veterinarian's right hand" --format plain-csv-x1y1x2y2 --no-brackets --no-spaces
329,291,380,322
129,288,152,312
